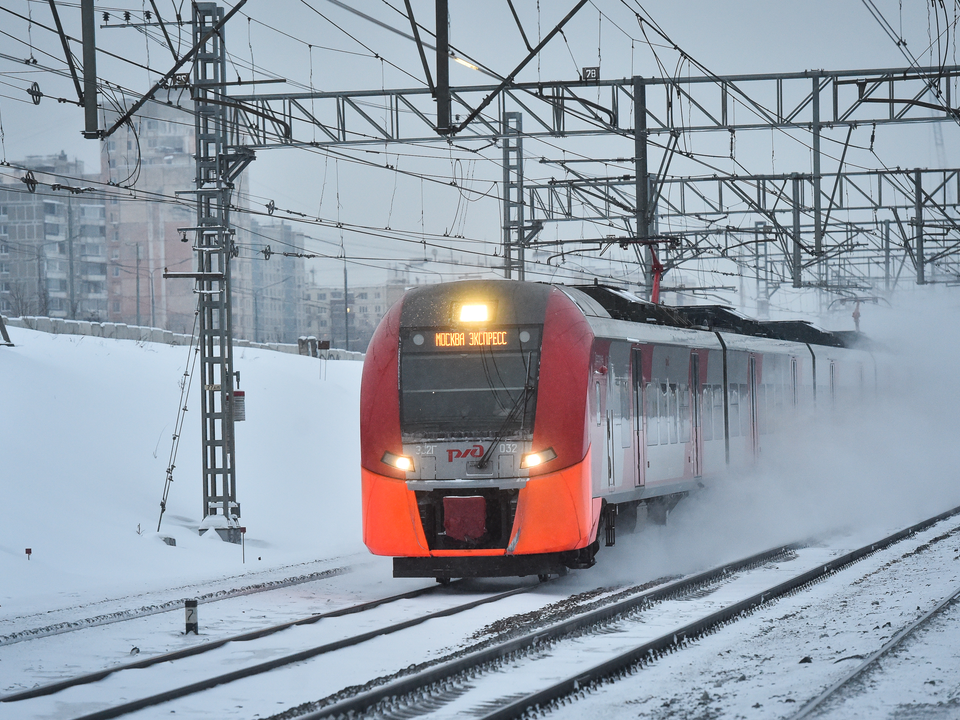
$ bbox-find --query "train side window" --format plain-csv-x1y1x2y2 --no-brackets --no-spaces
702,385,713,441
713,384,724,439
728,384,740,438
679,385,691,443
645,382,659,445
744,383,752,435
620,378,632,448
774,383,784,427
791,357,799,406
596,381,602,426
757,384,768,435
665,384,677,444
659,383,670,444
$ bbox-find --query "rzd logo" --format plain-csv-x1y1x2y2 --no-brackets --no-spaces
447,444,485,462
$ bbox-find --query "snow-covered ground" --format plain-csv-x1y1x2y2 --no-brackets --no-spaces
1,327,367,623
2,288,960,718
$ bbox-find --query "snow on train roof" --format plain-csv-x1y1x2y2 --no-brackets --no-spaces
565,283,858,349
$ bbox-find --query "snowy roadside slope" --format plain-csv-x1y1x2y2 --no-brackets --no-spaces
0,327,364,621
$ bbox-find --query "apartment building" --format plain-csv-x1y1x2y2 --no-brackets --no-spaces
0,153,106,320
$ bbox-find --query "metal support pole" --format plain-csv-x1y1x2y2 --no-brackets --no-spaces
811,75,823,269
435,0,450,133
501,112,524,279
915,169,925,284
343,261,350,351
884,219,891,292
150,269,156,327
634,77,652,297
0,314,12,346
80,0,99,138
792,174,802,288
67,197,76,318
135,243,141,327
192,2,243,543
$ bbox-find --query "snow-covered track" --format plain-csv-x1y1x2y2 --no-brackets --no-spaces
290,543,802,720
786,581,960,719
0,581,538,720
0,581,441,704
292,504,960,720
0,563,350,647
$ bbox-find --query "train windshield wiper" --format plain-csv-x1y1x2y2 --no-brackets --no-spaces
475,354,534,469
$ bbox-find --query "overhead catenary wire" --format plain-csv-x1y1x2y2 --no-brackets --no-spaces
4,1,954,296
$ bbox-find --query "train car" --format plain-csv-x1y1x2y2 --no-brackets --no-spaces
359,279,872,580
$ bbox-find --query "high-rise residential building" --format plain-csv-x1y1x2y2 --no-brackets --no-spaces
0,153,107,320
101,99,256,335
235,220,306,344
101,101,198,333
302,270,407,351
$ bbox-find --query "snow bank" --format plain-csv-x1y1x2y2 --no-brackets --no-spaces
0,327,364,621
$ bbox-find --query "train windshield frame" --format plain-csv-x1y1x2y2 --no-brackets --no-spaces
399,325,542,439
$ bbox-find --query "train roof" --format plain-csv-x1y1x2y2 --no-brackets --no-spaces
569,283,855,348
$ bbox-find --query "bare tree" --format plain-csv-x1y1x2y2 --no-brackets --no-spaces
7,278,34,318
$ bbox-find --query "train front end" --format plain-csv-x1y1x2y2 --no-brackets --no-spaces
360,280,598,579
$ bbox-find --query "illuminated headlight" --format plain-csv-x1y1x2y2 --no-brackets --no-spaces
459,303,489,322
382,451,415,472
520,447,557,469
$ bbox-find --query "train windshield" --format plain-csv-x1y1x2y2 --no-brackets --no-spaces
399,326,541,438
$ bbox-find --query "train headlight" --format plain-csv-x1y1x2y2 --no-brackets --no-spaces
382,451,415,472
520,447,557,469
458,303,489,322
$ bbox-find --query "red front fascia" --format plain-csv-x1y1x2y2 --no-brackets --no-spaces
360,298,404,480
362,450,595,558
529,287,594,475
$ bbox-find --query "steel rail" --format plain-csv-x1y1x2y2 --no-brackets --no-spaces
1,580,444,703
303,503,960,720
473,503,960,720
301,542,801,720
787,582,960,720
0,564,349,648
47,582,539,720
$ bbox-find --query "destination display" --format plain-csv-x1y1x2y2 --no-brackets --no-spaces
406,327,537,351
434,330,509,348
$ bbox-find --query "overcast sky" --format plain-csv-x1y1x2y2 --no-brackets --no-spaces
2,1,957,293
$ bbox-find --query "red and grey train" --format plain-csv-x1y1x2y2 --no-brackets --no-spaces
359,279,872,580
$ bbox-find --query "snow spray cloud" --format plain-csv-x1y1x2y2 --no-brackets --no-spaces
592,286,960,586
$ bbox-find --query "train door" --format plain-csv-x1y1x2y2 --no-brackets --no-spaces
748,355,760,456
632,348,646,487
690,352,703,477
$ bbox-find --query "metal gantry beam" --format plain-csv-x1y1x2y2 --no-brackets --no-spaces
222,63,960,296
522,167,960,292
226,65,960,149
526,169,960,287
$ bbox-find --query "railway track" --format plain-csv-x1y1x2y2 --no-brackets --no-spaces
290,504,960,720
5,504,958,720
0,559,351,647
1,581,446,704
1,578,553,719
787,582,960,719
